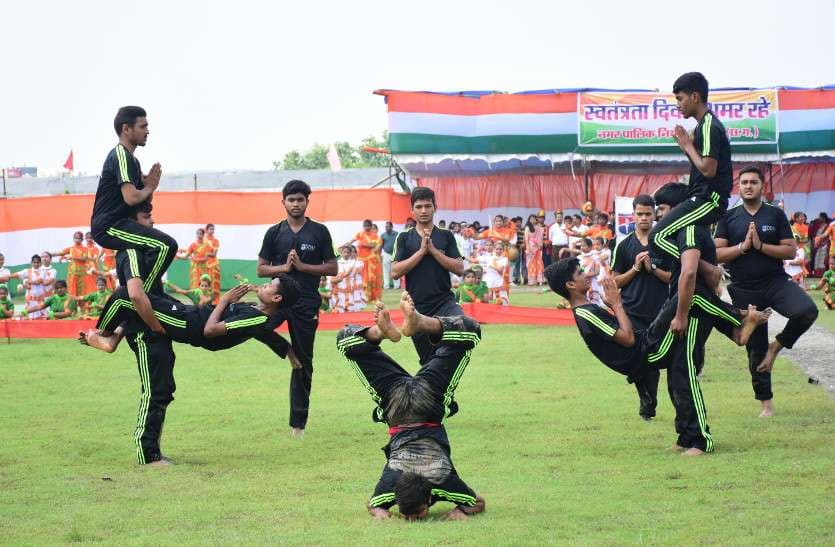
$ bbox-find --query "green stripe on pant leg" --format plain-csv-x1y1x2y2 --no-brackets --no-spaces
653,200,718,257
647,331,674,363
442,349,472,422
691,296,741,327
105,227,171,292
132,332,151,465
686,318,713,452
337,342,384,412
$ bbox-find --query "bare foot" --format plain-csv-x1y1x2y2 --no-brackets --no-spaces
681,448,706,457
374,301,401,342
737,305,771,346
400,292,419,337
147,459,174,467
756,339,782,373
290,427,305,439
286,347,303,370
759,400,774,418
82,329,118,353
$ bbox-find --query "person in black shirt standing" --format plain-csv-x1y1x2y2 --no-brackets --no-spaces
337,293,485,521
649,72,733,261
392,187,465,365
257,180,338,436
714,166,818,417
545,257,766,452
611,194,672,419
90,106,178,337
612,194,673,331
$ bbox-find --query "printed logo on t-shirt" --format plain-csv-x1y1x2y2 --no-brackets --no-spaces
761,225,776,233
300,243,316,251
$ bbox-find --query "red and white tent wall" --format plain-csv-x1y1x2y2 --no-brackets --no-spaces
417,162,835,223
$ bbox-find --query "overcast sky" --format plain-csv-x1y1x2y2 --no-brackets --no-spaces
2,0,832,174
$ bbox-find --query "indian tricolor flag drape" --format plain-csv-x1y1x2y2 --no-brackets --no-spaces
0,189,411,290
376,87,835,172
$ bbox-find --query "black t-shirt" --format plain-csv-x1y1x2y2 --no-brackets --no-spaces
611,232,671,325
258,218,336,309
369,426,477,510
669,225,717,296
689,111,733,202
573,304,638,376
393,226,462,314
714,202,793,286
189,302,283,350
91,144,144,234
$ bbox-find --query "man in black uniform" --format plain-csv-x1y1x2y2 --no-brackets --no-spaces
715,166,818,417
90,106,178,336
257,180,338,437
611,194,673,420
650,72,733,261
392,187,465,365
657,182,774,454
83,275,300,358
337,293,486,521
547,254,768,456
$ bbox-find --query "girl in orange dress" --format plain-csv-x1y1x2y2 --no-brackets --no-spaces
100,248,117,288
52,231,90,297
205,223,221,305
177,228,211,289
84,232,102,293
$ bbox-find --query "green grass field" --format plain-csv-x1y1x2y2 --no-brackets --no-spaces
1,297,834,544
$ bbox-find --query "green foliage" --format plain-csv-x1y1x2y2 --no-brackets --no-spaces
273,132,389,170
1,315,833,544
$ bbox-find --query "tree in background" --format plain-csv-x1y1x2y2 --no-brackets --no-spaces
273,132,389,170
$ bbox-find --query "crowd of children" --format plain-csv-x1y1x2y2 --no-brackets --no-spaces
0,223,222,320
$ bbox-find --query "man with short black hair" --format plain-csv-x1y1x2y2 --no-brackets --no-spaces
650,72,733,262
546,256,768,454
257,179,338,436
392,187,466,365
715,166,818,417
380,221,399,290
337,293,485,521
611,194,672,419
90,106,178,336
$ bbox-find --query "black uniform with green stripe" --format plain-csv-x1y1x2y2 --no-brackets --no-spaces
336,315,481,511
649,110,732,260
91,143,178,294
665,224,740,453
97,287,286,352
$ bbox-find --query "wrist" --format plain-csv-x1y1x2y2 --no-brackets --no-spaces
632,265,641,273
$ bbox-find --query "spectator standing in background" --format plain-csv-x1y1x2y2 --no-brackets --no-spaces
809,213,830,276
525,211,546,286
549,210,569,262
205,223,221,305
52,232,90,298
512,216,527,285
380,221,399,290
84,232,102,294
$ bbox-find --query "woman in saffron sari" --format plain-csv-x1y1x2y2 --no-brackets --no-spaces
525,211,546,286
346,219,383,303
205,223,221,304
177,227,211,289
52,231,90,297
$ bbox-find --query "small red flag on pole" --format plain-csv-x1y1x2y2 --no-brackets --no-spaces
63,149,74,171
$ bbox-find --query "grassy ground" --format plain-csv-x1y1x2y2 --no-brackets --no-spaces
1,317,833,544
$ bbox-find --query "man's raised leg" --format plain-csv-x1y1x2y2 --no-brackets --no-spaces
336,303,413,422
